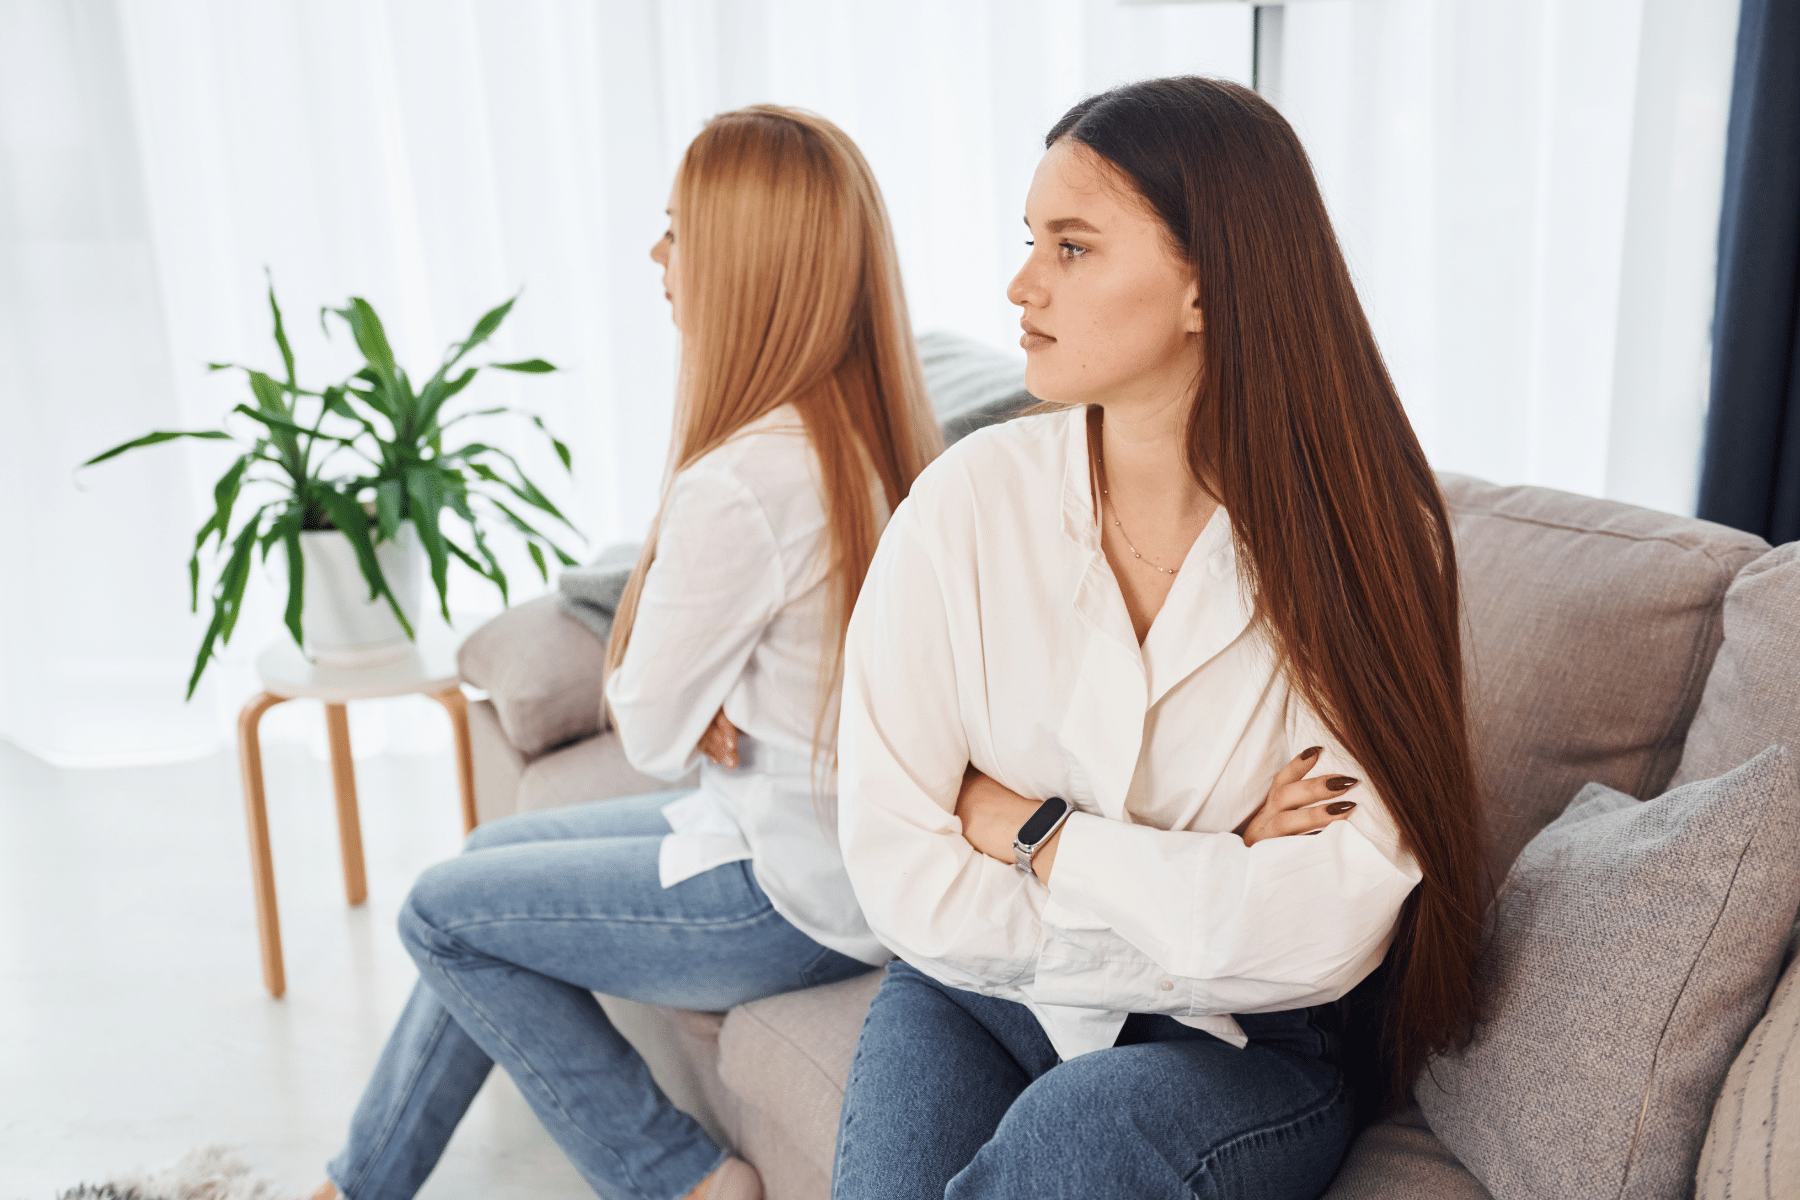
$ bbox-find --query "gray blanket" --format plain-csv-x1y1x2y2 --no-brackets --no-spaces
555,541,642,643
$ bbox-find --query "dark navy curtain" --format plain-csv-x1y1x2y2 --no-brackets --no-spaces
1696,0,1800,545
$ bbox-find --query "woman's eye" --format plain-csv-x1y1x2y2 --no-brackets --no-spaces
1024,239,1034,247
1057,241,1087,260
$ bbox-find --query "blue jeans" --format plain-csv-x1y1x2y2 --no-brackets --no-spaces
832,962,1353,1200
327,791,873,1200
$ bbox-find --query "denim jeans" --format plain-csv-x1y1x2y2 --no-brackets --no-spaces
326,791,873,1200
832,962,1353,1200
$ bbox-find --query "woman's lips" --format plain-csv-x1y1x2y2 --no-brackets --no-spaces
1020,328,1055,351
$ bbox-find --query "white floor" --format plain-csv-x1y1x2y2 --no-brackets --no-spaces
0,731,595,1199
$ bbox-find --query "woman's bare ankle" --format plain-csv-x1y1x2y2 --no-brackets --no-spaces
309,1182,340,1200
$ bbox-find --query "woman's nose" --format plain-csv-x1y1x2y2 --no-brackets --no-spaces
1006,262,1041,309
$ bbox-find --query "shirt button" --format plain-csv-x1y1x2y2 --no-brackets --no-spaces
1158,979,1174,992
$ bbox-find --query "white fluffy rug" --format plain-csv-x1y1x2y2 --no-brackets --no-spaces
55,1147,295,1200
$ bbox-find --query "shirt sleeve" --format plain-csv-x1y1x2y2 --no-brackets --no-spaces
604,465,783,780
836,501,1047,991
1037,712,1423,1018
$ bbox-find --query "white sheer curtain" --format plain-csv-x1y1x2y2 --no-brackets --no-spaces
1273,0,1739,514
0,0,1738,767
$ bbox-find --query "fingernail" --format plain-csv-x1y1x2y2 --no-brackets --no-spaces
1327,776,1358,791
1301,746,1323,761
1326,800,1356,815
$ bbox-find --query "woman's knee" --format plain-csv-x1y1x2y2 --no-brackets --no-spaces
951,1048,1351,1200
461,809,541,853
396,856,483,961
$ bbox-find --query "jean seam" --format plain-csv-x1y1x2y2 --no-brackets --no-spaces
1186,1075,1348,1189
416,942,661,1200
337,1004,458,1199
436,904,778,936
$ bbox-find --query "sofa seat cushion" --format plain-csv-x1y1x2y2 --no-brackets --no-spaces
1418,747,1800,1200
1671,541,1800,789
1697,931,1800,1199
1439,474,1768,876
457,594,608,758
1322,1102,1492,1199
517,729,694,813
717,969,885,1182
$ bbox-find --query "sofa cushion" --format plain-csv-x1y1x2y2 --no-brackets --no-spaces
717,969,885,1182
1440,475,1768,876
1417,746,1800,1200
456,594,607,758
1696,930,1800,1199
1321,1101,1492,1199
1670,541,1800,789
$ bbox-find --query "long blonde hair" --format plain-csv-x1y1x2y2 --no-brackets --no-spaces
606,106,942,767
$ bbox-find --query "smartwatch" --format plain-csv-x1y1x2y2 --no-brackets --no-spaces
1013,796,1074,875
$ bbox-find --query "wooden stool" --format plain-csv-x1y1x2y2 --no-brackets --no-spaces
236,626,476,997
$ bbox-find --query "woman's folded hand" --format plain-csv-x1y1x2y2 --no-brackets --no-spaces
695,707,741,768
1235,747,1359,847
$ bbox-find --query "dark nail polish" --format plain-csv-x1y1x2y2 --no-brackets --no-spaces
1326,800,1357,815
1327,775,1358,790
1301,746,1323,761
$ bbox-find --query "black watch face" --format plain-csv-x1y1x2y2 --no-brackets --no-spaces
1018,796,1071,844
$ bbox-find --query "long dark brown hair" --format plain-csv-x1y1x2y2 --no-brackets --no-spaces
1048,77,1487,1106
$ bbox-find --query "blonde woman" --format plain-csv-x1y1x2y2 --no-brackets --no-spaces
314,107,939,1200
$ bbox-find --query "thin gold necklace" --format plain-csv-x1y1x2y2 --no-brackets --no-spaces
1101,487,1179,575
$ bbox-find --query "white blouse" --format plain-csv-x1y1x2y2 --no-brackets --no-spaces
836,407,1423,1060
604,404,889,966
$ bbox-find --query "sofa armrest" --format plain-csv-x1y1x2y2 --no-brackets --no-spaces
457,594,607,759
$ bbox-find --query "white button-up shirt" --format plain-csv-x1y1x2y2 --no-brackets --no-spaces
837,407,1422,1060
605,405,889,966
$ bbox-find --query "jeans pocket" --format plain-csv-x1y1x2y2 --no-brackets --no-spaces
799,942,875,989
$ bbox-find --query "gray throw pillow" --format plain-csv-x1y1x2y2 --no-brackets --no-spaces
1417,745,1800,1200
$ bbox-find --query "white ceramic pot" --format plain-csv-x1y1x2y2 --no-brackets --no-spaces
299,522,423,667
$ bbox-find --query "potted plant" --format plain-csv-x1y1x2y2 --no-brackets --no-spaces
84,281,580,695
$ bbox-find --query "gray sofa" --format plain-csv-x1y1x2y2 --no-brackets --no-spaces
456,335,1800,1198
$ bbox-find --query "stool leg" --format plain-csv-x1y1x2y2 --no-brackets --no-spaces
237,691,290,998
432,687,479,835
324,703,367,907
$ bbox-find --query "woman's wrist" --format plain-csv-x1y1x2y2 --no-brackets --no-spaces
954,768,1063,883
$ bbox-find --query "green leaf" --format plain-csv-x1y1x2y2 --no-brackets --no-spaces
447,488,508,605
82,429,231,468
491,358,556,373
375,479,404,543
342,297,398,381
266,271,296,391
281,522,305,648
187,513,265,698
526,540,548,582
231,403,358,445
247,370,290,415
202,453,253,554
446,296,516,370
403,466,451,622
464,451,577,531
528,414,573,471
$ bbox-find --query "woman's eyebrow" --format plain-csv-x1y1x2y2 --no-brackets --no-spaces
1021,216,1104,235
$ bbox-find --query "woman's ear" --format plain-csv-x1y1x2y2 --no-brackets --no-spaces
1186,281,1205,334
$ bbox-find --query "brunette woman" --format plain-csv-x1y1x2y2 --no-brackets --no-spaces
832,77,1484,1199
314,106,940,1200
